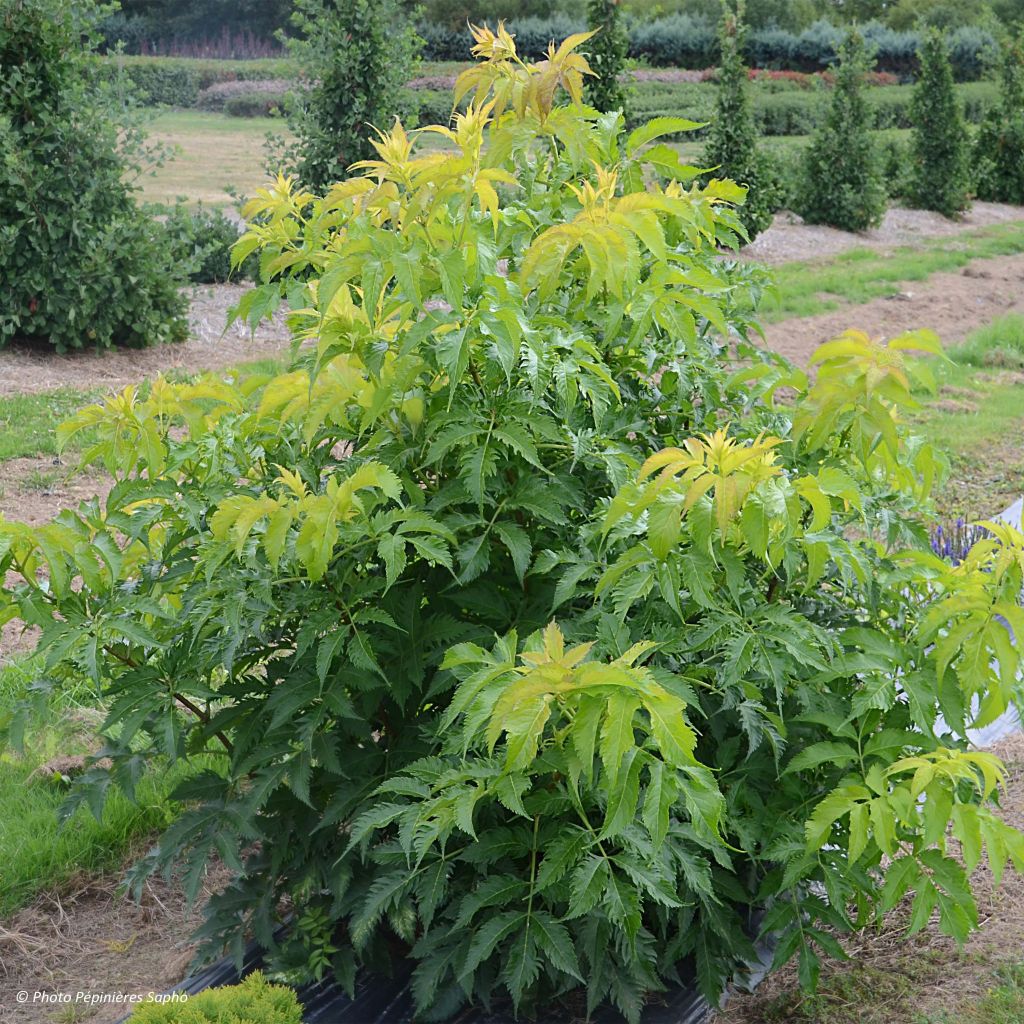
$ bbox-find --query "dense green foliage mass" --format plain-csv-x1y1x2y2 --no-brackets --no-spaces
701,1,781,241
0,0,186,352
97,55,297,108
277,0,420,192
126,972,301,1024
159,204,255,284
99,0,1024,44
798,31,887,232
973,34,1024,205
907,30,970,218
4,24,1024,1024
107,0,292,48
418,16,999,79
585,0,631,118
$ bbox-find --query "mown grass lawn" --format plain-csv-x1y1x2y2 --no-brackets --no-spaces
137,110,291,207
0,387,104,462
0,658,192,917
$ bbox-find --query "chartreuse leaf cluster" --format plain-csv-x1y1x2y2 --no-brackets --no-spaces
3,22,1024,1024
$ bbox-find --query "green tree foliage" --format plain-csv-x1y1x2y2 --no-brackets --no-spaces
111,0,293,45
276,0,420,192
701,0,782,240
0,0,187,352
887,0,995,30
126,972,301,1023
907,29,970,217
427,0,579,28
157,203,257,284
973,33,1024,203
798,29,887,231
585,0,631,117
5,24,1024,1024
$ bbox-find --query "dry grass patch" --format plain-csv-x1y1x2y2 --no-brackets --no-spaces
138,110,291,207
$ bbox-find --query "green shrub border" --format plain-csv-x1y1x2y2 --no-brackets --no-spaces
103,56,997,139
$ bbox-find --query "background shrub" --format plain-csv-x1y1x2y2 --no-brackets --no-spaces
195,78,293,112
906,30,970,218
702,1,783,240
126,972,301,1024
98,56,298,108
973,34,1024,204
415,89,460,127
223,90,284,118
0,0,187,352
417,14,587,62
159,204,255,283
881,135,911,199
798,30,887,231
629,12,718,67
277,0,420,191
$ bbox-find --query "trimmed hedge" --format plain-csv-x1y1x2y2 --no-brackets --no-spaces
419,17,998,82
196,78,293,111
224,90,286,117
629,79,996,138
97,55,297,107
414,79,998,139
100,54,998,134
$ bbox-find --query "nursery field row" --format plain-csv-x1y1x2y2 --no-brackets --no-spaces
130,111,923,210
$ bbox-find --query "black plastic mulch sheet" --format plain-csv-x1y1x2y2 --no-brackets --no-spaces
126,940,715,1024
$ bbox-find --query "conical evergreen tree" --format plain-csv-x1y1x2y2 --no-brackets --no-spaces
907,30,970,217
701,0,782,240
585,0,630,118
973,33,1024,204
798,29,887,232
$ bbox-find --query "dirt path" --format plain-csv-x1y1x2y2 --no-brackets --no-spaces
742,202,1024,266
759,252,1024,365
0,285,291,397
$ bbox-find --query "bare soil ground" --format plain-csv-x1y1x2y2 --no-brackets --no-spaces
0,458,110,527
0,285,291,397
0,860,234,1024
742,202,1024,266
759,252,1024,365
